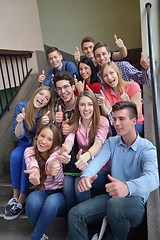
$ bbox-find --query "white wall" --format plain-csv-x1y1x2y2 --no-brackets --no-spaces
37,0,142,55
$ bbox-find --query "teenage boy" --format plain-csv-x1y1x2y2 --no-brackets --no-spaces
68,101,159,240
74,35,127,67
93,42,151,85
38,47,79,86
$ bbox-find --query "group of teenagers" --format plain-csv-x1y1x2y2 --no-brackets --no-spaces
3,35,159,240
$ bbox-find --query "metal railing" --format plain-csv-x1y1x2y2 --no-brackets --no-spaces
0,52,32,117
145,3,160,169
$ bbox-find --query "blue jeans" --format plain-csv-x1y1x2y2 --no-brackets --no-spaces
68,194,145,240
26,190,66,240
63,175,91,212
10,140,31,194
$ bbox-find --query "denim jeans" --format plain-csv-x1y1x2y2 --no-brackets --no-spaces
10,140,31,194
63,175,91,212
26,190,66,240
68,194,145,240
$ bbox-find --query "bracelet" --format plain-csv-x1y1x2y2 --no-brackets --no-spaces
88,150,94,160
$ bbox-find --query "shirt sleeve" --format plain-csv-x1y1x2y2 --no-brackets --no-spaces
66,61,79,79
126,143,159,196
64,132,76,147
24,147,39,170
127,82,142,97
95,116,109,144
43,69,54,86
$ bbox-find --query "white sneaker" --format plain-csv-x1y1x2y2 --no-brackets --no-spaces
5,197,18,214
40,234,49,240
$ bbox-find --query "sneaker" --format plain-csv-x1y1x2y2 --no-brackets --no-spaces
5,197,18,214
4,202,25,220
40,234,49,240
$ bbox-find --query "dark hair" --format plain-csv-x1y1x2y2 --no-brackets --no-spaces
112,101,138,120
33,124,62,190
93,42,110,55
46,47,61,56
53,71,75,88
81,37,95,49
78,57,98,84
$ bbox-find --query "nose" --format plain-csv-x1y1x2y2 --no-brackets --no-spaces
108,73,111,79
61,87,65,93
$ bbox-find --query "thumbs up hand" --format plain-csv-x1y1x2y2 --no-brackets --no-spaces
140,52,150,69
74,47,80,62
24,167,40,185
114,34,125,49
120,87,130,102
47,160,61,176
38,70,46,84
59,143,71,164
62,119,70,136
97,90,106,106
55,105,64,123
16,108,26,123
105,174,129,198
42,111,50,125
75,149,89,170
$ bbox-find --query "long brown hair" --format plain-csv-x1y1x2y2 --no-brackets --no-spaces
25,86,54,131
69,91,100,148
32,124,62,191
100,62,131,92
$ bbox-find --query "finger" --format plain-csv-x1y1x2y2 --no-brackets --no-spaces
44,110,50,116
91,175,98,183
76,47,79,52
114,34,118,41
52,74,54,78
107,174,117,182
141,52,144,59
42,70,45,75
62,118,69,125
22,108,26,116
86,85,93,93
76,149,83,160
121,87,125,94
100,89,106,98
58,105,62,112
24,169,32,174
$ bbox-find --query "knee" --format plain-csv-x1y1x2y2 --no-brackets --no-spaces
106,199,124,221
68,203,85,223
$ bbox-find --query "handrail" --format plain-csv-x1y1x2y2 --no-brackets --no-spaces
145,3,160,169
0,52,32,117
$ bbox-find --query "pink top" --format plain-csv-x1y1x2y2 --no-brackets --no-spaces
103,82,144,125
65,116,109,153
24,146,64,190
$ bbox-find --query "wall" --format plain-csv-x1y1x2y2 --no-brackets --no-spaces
37,0,142,54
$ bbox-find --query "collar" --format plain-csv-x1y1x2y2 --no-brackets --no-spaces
118,132,140,151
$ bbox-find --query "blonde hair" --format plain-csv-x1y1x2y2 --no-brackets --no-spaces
25,86,54,131
69,91,100,148
100,62,131,92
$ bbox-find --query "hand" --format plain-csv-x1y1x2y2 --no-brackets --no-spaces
47,160,61,176
74,77,85,94
42,111,50,125
140,52,150,69
59,143,71,164
24,168,40,185
97,90,106,107
78,175,98,192
75,149,89,170
74,47,80,62
55,105,63,123
105,174,129,198
86,85,93,93
120,87,130,102
62,119,70,136
16,108,26,123
38,70,46,84
114,34,125,49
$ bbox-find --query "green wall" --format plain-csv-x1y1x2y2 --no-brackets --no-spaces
37,0,141,54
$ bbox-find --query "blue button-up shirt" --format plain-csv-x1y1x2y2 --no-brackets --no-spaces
82,134,159,204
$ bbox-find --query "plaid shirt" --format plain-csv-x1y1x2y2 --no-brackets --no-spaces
97,61,151,88
53,98,76,121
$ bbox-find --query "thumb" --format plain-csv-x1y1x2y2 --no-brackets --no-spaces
121,87,125,94
24,169,32,174
77,149,83,160
114,34,118,41
52,74,54,78
58,105,62,112
62,143,69,153
63,118,69,125
76,47,79,52
22,108,26,116
107,174,117,182
42,70,45,75
100,89,105,98
44,110,50,116
91,174,98,183
141,52,144,59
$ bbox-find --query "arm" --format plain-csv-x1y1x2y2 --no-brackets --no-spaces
66,61,79,79
43,70,54,86
98,90,111,117
112,34,127,61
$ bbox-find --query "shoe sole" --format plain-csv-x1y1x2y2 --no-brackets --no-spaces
3,208,24,220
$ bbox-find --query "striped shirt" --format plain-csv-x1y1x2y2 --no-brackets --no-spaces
24,146,64,190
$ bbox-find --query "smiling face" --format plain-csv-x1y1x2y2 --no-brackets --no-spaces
33,90,51,109
113,109,136,137
79,63,92,82
78,96,94,122
82,42,94,59
102,65,119,89
48,50,63,70
37,127,53,153
94,47,111,66
56,80,75,104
